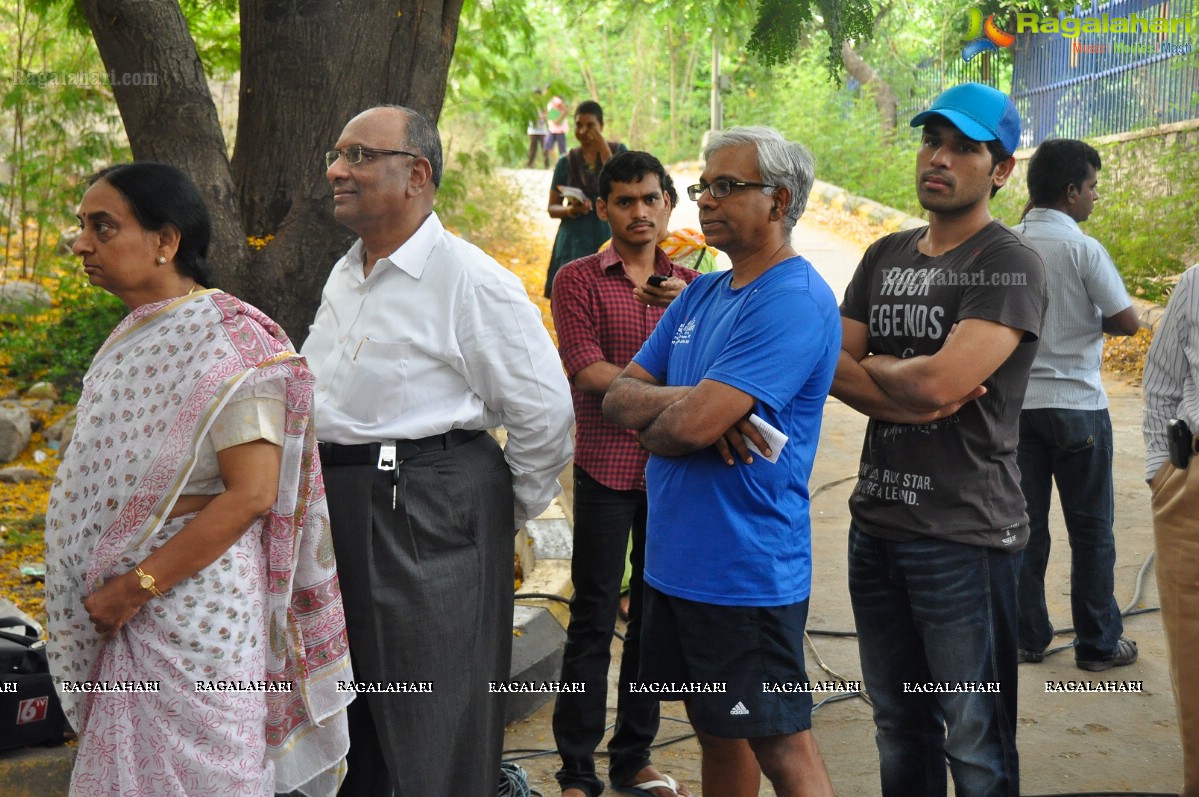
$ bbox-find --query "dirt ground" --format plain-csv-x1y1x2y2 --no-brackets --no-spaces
503,166,1183,796
503,379,1180,796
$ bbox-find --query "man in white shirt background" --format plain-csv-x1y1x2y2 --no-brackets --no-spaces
1012,138,1140,671
302,105,574,797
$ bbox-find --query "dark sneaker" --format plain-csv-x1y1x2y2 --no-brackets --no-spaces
1018,648,1045,663
1076,637,1138,672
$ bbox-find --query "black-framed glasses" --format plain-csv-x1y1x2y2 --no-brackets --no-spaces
687,179,777,201
325,146,420,168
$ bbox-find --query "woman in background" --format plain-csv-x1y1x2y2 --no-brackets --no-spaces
544,99,628,297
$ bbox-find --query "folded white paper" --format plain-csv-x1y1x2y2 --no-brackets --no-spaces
557,185,588,203
744,413,788,464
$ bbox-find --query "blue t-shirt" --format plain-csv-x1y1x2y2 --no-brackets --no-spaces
632,256,841,606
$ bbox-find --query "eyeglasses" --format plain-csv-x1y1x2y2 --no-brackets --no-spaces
687,179,777,201
325,146,420,168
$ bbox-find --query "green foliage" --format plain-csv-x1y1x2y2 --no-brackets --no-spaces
180,0,241,79
1,0,129,282
443,0,822,167
0,514,45,549
437,149,532,250
724,46,922,214
0,268,125,399
749,0,875,80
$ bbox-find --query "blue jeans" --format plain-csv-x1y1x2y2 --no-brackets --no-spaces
552,466,658,797
1016,408,1123,660
849,526,1020,797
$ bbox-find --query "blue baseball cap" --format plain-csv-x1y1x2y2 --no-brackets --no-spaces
910,82,1021,155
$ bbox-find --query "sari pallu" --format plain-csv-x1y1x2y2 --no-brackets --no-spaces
45,290,353,796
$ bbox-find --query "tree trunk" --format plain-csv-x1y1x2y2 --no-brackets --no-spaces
78,0,464,346
840,41,897,135
78,0,245,308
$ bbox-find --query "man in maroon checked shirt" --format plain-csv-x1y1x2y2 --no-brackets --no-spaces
550,150,699,797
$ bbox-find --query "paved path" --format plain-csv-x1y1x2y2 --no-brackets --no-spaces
504,166,1183,795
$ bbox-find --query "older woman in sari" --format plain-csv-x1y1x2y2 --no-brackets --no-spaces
44,162,352,796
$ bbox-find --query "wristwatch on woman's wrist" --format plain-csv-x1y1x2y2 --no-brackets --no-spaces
134,565,164,598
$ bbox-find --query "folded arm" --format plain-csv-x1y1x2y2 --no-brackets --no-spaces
860,317,1021,412
831,317,990,423
604,362,763,459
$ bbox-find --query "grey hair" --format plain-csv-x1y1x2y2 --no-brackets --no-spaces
703,126,815,238
374,104,444,189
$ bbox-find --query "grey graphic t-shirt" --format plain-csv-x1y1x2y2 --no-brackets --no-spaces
840,221,1047,550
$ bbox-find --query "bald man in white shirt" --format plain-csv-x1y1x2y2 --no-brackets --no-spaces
302,105,574,797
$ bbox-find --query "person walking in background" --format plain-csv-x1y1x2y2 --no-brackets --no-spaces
304,105,574,796
832,83,1046,796
1012,138,1140,671
604,126,839,797
46,161,352,796
1142,262,1199,797
545,100,628,298
550,150,699,797
547,94,569,159
527,88,551,168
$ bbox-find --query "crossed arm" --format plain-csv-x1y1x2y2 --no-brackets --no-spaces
831,316,1023,423
602,362,767,463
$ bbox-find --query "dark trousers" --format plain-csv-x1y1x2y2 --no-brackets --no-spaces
526,134,550,167
849,526,1021,797
324,433,514,797
553,466,659,797
1016,408,1123,660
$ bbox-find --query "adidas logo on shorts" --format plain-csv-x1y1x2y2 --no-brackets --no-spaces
729,701,749,716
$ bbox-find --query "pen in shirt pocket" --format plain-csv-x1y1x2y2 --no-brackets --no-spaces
352,337,369,362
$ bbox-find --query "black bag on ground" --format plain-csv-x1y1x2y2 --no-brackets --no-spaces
0,616,67,750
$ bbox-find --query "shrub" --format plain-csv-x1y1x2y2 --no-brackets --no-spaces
0,267,125,400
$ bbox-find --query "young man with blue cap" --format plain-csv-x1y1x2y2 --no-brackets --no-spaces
832,82,1047,796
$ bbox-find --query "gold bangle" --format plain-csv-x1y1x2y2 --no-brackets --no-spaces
134,565,164,598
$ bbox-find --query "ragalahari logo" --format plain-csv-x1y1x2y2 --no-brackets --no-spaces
963,9,1015,62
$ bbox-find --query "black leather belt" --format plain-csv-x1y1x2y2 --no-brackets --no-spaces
318,430,484,467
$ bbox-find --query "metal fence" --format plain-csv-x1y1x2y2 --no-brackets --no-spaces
904,0,1197,147
1010,0,1198,147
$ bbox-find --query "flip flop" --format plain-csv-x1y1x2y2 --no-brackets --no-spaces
611,774,681,797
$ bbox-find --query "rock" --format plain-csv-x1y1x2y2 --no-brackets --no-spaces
42,409,77,443
24,382,58,401
0,466,39,483
0,404,33,463
19,398,55,415
0,280,52,313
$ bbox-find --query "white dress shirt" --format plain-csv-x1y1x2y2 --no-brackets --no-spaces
1143,264,1199,481
1014,208,1132,410
301,211,574,527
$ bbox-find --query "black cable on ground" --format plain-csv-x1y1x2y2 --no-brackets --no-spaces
504,480,1170,793
498,761,542,796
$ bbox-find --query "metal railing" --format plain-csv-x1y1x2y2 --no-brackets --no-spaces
1009,0,1198,146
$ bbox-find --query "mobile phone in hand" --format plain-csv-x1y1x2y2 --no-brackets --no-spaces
647,274,668,288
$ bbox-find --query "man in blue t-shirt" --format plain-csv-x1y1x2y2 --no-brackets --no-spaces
604,126,839,797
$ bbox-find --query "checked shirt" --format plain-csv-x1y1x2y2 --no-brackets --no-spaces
551,245,699,491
